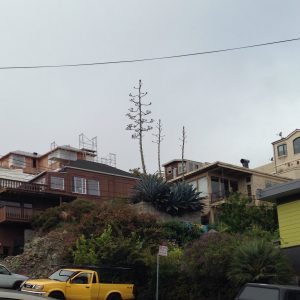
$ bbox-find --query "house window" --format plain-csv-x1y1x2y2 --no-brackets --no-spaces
87,179,100,196
9,155,26,168
293,138,300,154
32,158,37,168
178,163,186,174
50,176,65,190
277,144,287,156
72,177,86,194
198,177,208,197
247,184,252,197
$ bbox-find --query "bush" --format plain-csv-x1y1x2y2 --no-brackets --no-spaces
217,193,278,233
182,232,238,300
32,199,96,232
162,220,203,245
228,239,293,286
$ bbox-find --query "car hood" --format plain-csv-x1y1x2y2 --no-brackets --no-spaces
11,273,29,280
24,279,63,285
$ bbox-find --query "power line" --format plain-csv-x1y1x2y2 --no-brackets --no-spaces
0,37,300,70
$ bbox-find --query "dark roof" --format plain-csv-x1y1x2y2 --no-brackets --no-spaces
257,178,300,201
62,160,137,179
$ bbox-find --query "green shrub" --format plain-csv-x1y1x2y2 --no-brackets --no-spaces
183,232,238,300
228,239,293,286
32,199,96,232
162,220,203,245
217,193,278,233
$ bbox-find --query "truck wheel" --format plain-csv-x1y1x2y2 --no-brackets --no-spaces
107,293,122,300
12,281,23,290
49,292,65,300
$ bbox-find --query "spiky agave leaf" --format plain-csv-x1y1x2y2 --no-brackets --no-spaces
131,174,170,204
165,181,204,216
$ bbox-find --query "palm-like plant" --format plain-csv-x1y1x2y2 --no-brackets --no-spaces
228,239,293,286
131,174,169,204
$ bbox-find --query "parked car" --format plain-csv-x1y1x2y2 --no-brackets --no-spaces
0,289,54,299
0,264,28,289
21,265,135,300
235,283,300,300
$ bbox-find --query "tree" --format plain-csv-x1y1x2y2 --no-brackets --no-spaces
152,119,165,176
129,167,143,178
179,126,186,180
228,239,293,286
126,80,154,174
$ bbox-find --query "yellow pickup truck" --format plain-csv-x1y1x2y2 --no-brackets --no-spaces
21,266,135,300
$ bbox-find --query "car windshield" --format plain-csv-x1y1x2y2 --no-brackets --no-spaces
48,269,77,282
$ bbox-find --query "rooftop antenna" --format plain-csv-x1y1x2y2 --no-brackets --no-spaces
277,131,283,139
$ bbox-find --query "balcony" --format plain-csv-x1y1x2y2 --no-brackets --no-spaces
0,178,47,193
0,206,33,223
210,192,255,205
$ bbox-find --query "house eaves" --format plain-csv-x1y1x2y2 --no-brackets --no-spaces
272,129,300,145
62,166,138,180
168,161,291,183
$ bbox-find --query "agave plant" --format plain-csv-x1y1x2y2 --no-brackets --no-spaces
131,174,170,204
164,181,204,216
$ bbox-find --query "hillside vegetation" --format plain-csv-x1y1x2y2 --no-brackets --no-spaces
3,197,294,300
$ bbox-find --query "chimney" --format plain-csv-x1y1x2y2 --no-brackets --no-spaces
240,159,250,168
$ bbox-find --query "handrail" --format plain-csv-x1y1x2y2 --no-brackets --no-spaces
210,192,255,203
0,178,47,193
0,206,34,222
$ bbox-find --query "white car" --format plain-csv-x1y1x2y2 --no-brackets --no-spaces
0,264,28,289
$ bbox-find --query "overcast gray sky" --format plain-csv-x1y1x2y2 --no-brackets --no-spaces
1,0,300,173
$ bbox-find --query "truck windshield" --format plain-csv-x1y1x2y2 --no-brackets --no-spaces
49,270,77,282
239,286,280,300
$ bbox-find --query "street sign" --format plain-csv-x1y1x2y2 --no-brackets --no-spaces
158,245,168,256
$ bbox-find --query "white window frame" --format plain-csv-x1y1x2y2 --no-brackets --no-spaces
72,177,87,194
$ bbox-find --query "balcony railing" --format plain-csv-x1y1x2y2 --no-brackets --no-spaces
0,178,47,193
210,192,255,204
0,206,33,223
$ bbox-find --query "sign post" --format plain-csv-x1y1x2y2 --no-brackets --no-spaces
156,245,168,300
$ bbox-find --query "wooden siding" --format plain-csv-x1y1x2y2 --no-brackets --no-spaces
278,200,300,248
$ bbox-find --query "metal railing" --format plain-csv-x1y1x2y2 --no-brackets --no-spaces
0,178,47,193
210,192,255,204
